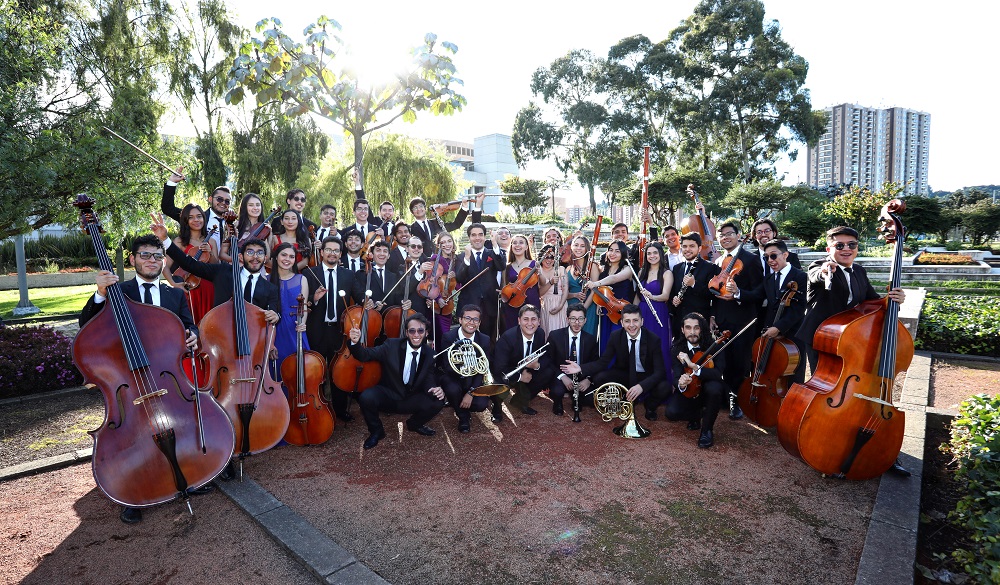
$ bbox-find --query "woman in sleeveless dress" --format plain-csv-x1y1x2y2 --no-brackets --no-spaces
636,242,674,385
537,244,567,336
585,240,634,353
566,235,599,338
500,235,540,334
269,243,310,383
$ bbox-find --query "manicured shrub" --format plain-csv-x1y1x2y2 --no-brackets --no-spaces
948,394,1000,584
916,294,1000,357
0,325,82,398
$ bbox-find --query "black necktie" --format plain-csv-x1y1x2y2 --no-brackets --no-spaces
405,350,419,385
243,274,254,303
628,338,638,386
525,339,532,358
570,336,578,364
327,269,336,321
377,268,384,290
352,258,358,272
845,266,861,304
318,228,326,241
142,283,154,305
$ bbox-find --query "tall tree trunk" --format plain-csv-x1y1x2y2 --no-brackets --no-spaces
588,183,596,215
353,131,365,198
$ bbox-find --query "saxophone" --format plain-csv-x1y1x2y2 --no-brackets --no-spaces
570,342,581,423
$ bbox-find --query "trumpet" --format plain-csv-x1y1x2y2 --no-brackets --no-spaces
503,343,550,381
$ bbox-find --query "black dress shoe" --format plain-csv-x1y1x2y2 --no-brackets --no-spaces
887,459,911,478
729,396,744,420
218,462,235,481
363,430,385,450
491,404,504,423
644,408,658,421
552,402,564,416
698,429,714,448
188,484,215,496
687,420,701,431
458,421,471,433
520,406,537,416
119,506,142,524
337,411,355,422
408,425,436,436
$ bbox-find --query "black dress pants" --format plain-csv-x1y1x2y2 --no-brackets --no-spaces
357,386,444,435
664,370,725,431
442,379,490,424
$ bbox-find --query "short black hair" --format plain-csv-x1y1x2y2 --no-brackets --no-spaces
379,201,394,210
404,313,430,331
353,199,370,211
719,221,740,234
344,231,362,242
408,197,426,213
612,222,628,232
680,232,702,247
240,238,267,254
392,222,410,238
370,240,389,252
662,225,679,236
320,204,336,213
286,188,305,201
467,222,486,237
321,236,342,251
131,234,163,254
459,304,482,318
621,304,641,318
762,239,788,253
518,304,540,319
752,218,778,235
567,304,586,318
826,226,859,240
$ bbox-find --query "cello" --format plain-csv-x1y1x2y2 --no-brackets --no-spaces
281,294,334,445
199,215,290,475
72,195,234,509
737,282,801,427
680,184,718,262
382,259,419,338
330,289,383,393
776,200,913,480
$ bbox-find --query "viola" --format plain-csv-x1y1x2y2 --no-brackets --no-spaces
281,294,334,445
680,330,732,398
738,282,801,427
175,226,219,291
72,195,234,507
200,215,289,468
777,199,913,480
330,286,383,393
708,233,753,299
680,184,718,262
499,260,540,308
590,285,628,324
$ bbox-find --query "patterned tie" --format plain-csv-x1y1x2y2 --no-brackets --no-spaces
475,251,483,270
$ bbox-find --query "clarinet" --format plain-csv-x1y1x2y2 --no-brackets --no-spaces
571,343,581,423
675,262,694,303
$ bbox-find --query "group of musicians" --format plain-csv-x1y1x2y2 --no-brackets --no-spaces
81,172,911,522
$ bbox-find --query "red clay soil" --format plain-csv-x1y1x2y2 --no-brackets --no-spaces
1,464,316,585
251,401,877,585
929,358,1000,410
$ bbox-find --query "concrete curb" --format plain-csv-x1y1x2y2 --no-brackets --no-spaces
854,351,932,585
0,385,93,407
0,447,93,482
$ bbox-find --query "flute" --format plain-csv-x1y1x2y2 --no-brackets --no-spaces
624,257,663,327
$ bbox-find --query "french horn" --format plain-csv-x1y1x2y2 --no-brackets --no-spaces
593,382,651,439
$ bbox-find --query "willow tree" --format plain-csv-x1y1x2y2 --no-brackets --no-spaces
225,16,466,190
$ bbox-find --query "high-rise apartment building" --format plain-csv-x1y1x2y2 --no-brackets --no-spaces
806,104,930,195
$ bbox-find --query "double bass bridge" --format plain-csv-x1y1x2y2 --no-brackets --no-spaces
133,389,168,405
229,377,256,384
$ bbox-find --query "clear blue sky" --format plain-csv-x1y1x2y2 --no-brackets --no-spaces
173,0,997,203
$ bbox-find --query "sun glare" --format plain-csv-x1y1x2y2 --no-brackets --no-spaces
338,34,414,90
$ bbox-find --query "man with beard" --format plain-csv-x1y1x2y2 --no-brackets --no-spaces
668,312,726,448
160,167,230,252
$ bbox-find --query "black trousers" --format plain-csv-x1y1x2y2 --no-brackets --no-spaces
357,386,444,435
548,374,592,404
509,373,550,409
442,378,491,424
664,375,725,432
307,323,355,417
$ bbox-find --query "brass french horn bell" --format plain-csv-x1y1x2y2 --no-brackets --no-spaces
592,382,651,439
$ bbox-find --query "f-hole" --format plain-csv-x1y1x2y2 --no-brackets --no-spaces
827,374,860,409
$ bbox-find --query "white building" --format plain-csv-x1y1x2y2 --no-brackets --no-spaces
439,134,518,215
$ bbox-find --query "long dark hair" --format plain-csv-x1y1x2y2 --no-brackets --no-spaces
268,242,300,301
237,193,264,236
276,209,310,250
600,240,629,277
638,242,667,285
178,204,208,247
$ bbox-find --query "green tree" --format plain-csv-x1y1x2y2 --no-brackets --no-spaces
619,167,729,228
962,200,1000,246
669,0,827,184
497,176,547,223
822,183,900,243
225,17,465,189
780,197,826,245
721,179,804,223
230,104,329,195
897,194,942,241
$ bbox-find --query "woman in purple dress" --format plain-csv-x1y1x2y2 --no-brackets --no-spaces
268,243,310,385
636,242,674,385
585,240,634,353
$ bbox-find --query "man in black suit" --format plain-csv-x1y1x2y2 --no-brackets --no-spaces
711,221,764,419
751,219,801,274
352,240,403,310
386,223,413,275
160,168,230,252
548,305,599,416
731,239,808,382
408,194,480,255
269,188,318,234
670,233,720,336
348,314,444,449
79,234,206,525
669,312,726,448
341,198,380,243
491,304,551,416
304,236,356,420
563,304,669,419
340,231,367,274
455,223,505,341
436,305,496,433
152,215,280,320
796,226,906,373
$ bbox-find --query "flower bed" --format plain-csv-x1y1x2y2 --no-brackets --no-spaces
0,325,82,398
916,294,1000,357
914,252,978,265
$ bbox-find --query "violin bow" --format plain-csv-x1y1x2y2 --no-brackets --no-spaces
102,126,181,177
691,318,757,377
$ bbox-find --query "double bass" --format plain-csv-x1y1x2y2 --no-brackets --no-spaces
737,282,801,427
281,294,334,445
199,215,290,474
680,184,718,262
777,200,913,480
72,195,234,508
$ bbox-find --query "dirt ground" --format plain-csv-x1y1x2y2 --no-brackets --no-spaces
929,358,1000,410
0,389,103,468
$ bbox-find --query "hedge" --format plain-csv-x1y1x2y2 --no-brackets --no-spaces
916,294,1000,357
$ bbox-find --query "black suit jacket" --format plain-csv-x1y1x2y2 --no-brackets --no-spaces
546,326,598,386
160,183,227,246
796,259,880,347
754,247,802,276
670,259,720,321
305,264,355,328
351,264,401,307
581,327,665,393
670,338,726,385
740,265,808,335
350,338,437,400
409,207,480,254
455,248,505,316
164,243,279,312
712,247,764,329
491,327,550,383
79,279,197,336
436,329,493,390
341,221,381,243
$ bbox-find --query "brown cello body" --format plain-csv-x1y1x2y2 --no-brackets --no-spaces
200,300,290,456
738,335,799,427
330,301,383,393
281,296,334,445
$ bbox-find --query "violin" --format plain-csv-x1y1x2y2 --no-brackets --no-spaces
72,195,234,507
500,256,546,308
170,225,219,290
330,287,383,393
417,250,448,301
280,294,334,445
777,199,913,480
559,221,589,265
708,233,753,299
590,285,628,324
680,184,718,262
199,214,289,469
680,330,732,398
237,205,281,249
738,282,801,427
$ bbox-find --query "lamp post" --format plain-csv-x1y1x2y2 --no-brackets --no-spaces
13,234,40,317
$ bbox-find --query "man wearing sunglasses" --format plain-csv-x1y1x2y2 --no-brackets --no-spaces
161,167,230,252
348,314,444,449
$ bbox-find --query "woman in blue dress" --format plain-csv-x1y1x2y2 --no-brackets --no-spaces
585,240,634,354
635,242,674,386
566,235,599,338
500,235,540,334
268,243,310,385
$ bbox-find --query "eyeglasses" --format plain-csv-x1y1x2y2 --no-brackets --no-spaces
322,248,341,254
409,244,423,249
719,231,738,238
764,253,783,261
461,316,481,323
136,252,165,260
407,328,426,334
243,249,267,258
833,241,859,250
567,316,586,322
291,196,306,202
214,196,232,204
754,229,773,235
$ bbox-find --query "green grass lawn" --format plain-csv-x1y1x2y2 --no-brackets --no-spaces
0,285,93,319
